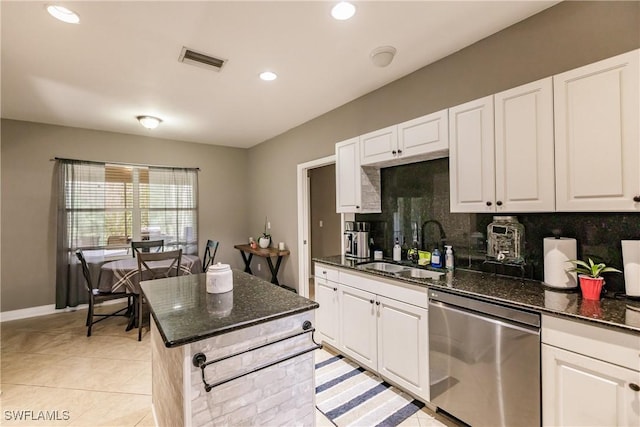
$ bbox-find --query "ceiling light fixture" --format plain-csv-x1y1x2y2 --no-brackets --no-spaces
137,116,162,130
259,71,278,81
46,5,80,24
331,2,356,20
370,46,397,67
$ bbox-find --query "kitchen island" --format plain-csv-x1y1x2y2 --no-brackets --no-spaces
141,270,319,427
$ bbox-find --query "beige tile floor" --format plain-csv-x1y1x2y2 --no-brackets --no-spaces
0,304,453,427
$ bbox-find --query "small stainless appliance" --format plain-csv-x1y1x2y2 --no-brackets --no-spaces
429,289,540,427
344,221,370,259
487,216,525,263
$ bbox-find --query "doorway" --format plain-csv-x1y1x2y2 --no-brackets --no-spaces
296,155,339,298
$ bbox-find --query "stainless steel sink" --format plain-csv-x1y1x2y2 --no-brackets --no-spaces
397,268,444,280
358,262,443,281
360,262,410,274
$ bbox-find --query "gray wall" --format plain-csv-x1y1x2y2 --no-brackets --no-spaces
310,164,341,260
1,119,248,312
246,1,640,289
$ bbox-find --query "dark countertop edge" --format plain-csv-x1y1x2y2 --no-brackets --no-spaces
313,257,640,335
152,302,319,348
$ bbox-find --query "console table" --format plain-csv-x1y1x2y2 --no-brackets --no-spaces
233,244,290,286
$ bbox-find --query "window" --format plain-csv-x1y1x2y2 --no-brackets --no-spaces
56,159,198,308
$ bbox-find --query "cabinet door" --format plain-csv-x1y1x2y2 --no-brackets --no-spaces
449,96,495,212
339,285,377,371
314,278,340,348
542,344,640,427
554,49,640,211
377,296,429,401
398,109,448,158
360,125,398,165
336,137,361,213
495,77,555,212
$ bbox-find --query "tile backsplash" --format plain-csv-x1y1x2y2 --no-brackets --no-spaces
356,158,640,294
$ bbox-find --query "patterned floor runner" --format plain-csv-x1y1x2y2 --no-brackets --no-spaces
315,349,427,427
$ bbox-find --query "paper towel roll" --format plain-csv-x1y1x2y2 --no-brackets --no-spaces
544,237,577,289
622,240,640,296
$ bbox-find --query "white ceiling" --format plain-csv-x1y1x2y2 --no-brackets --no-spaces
1,1,557,149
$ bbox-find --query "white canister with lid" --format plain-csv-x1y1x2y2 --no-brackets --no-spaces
206,262,233,294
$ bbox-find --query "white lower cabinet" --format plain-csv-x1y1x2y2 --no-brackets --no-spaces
322,268,430,402
541,314,640,427
542,345,640,427
313,263,341,348
377,295,429,400
339,285,378,370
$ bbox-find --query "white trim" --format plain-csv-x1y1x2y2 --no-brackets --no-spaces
0,299,121,322
297,154,336,299
1,304,62,322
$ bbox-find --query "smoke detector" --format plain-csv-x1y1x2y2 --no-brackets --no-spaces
370,46,396,68
179,47,227,72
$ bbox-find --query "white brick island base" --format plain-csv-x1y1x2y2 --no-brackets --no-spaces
151,311,317,427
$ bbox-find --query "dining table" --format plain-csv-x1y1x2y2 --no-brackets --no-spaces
99,254,202,294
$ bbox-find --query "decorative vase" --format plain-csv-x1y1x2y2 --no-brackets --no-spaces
258,236,271,249
579,275,605,301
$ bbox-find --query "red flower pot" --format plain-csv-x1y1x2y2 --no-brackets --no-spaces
579,275,605,301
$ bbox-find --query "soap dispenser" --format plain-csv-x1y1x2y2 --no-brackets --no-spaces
431,247,442,268
445,245,454,271
393,238,402,261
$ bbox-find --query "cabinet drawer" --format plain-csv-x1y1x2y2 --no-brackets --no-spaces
340,270,428,309
314,263,340,284
542,314,640,372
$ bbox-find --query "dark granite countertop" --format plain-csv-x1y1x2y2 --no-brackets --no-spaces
141,270,319,347
313,255,640,335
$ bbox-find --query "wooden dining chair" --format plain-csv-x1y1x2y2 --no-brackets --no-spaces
131,239,164,258
136,248,182,341
75,249,131,337
202,239,220,272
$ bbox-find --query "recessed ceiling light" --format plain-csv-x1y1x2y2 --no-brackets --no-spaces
137,116,162,130
331,2,356,20
259,71,278,81
46,5,80,24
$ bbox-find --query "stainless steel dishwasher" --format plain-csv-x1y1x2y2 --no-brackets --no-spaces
428,289,540,427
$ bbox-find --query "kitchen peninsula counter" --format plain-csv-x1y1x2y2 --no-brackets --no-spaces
141,270,319,427
313,255,640,334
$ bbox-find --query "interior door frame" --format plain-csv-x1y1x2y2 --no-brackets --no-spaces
296,154,336,298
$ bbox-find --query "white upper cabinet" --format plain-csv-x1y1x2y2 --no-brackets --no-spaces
554,49,640,211
335,137,381,213
450,78,555,213
360,110,449,166
336,137,361,213
449,95,495,212
398,109,449,158
360,125,398,165
495,77,555,212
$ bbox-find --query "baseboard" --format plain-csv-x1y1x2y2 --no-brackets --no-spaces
0,299,123,322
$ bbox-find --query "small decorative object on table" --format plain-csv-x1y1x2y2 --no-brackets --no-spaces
258,216,271,249
567,258,621,300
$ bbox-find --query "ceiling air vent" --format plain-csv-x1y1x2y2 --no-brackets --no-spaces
179,47,226,72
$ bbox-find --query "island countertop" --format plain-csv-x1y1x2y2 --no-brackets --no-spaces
141,270,319,347
313,255,640,335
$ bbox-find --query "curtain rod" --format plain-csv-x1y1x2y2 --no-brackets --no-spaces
51,157,200,171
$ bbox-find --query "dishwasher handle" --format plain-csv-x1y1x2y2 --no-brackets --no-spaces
429,289,540,328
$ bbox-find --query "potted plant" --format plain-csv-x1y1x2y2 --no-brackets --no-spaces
258,217,271,249
567,258,621,300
